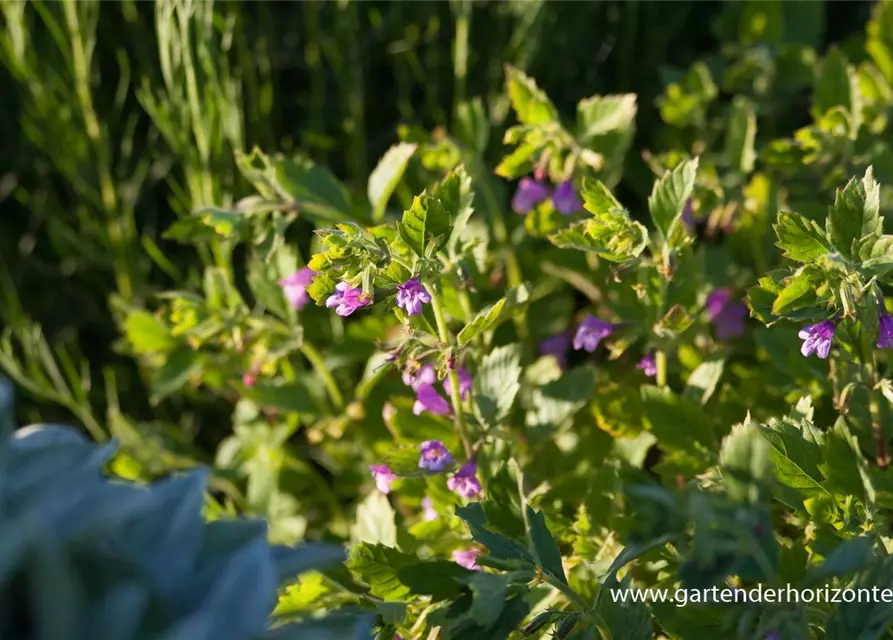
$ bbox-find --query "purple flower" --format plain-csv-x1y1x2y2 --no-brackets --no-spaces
512,177,551,214
879,314,893,349
279,267,316,310
447,460,483,498
443,367,473,400
706,288,747,340
764,633,779,640
799,320,836,359
540,333,572,368
403,364,437,391
395,278,431,316
325,282,370,317
421,496,438,521
637,354,656,377
413,385,451,416
552,181,583,215
573,315,614,352
418,440,454,472
452,548,481,571
369,465,397,494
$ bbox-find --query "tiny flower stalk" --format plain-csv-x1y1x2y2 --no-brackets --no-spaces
654,351,668,387
426,282,473,457
299,341,345,411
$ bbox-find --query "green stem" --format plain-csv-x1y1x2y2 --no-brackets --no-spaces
428,286,473,457
300,342,345,411
655,350,668,388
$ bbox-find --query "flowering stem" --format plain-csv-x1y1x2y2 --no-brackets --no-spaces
428,286,473,457
655,350,668,387
300,342,345,411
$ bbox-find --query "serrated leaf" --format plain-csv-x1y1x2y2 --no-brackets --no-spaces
827,166,881,261
576,94,637,141
549,217,648,263
505,65,558,125
440,166,476,257
346,543,416,601
581,178,623,214
774,211,832,262
761,417,832,506
398,193,451,257
474,344,522,427
351,492,397,548
814,46,860,131
771,269,818,315
526,506,567,583
456,287,534,348
597,577,653,640
640,386,715,453
719,421,770,504
368,143,417,222
464,572,509,627
648,158,699,241
724,96,757,174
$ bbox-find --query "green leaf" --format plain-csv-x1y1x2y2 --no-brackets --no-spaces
774,211,832,262
494,142,537,179
581,178,623,214
242,381,316,415
653,305,693,340
576,94,637,141
640,386,715,453
826,166,881,261
761,417,832,506
346,543,416,601
549,217,648,263
398,192,451,258
440,166,476,257
683,356,725,405
123,311,176,355
273,156,354,222
724,96,757,174
351,492,397,548
374,602,406,625
820,417,875,506
457,298,507,348
527,365,596,429
455,503,535,566
597,577,653,640
801,536,876,587
368,143,417,222
771,268,819,315
825,556,893,639
397,560,473,600
648,158,699,241
463,572,509,627
719,420,770,504
814,46,860,129
861,235,893,276
473,344,522,428
526,506,567,583
150,347,202,400
505,65,558,125
163,207,249,243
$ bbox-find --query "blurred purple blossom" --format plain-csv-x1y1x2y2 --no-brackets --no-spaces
279,267,316,310
573,315,614,352
443,367,473,400
540,333,572,368
512,177,551,214
369,465,397,494
452,548,481,571
553,181,583,215
421,497,438,521
879,314,893,349
637,354,656,377
413,385,451,416
706,288,747,339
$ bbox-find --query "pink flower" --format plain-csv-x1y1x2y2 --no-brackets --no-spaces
369,465,397,494
413,385,451,416
421,496,438,521
452,548,481,570
447,460,482,498
395,279,431,316
279,267,316,310
403,364,437,391
242,372,257,387
325,282,370,317
637,354,656,377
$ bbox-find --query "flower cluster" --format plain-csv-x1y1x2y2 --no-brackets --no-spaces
512,176,583,215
